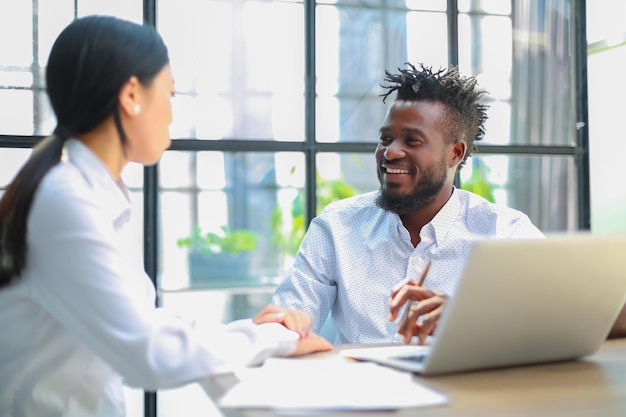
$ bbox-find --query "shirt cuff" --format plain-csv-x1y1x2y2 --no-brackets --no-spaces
225,319,299,367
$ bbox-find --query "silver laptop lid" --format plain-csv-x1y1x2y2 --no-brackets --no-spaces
420,233,626,375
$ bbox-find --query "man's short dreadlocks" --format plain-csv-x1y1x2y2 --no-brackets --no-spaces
379,63,489,166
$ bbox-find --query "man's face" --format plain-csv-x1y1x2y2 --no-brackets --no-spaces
375,100,458,215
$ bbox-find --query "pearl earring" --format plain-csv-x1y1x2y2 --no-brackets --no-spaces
132,104,141,114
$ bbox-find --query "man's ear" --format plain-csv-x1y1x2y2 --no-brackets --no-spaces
449,140,467,168
118,76,140,117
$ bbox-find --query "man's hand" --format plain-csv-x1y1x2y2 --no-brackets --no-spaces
388,283,448,345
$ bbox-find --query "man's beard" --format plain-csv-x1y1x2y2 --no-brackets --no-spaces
376,161,448,215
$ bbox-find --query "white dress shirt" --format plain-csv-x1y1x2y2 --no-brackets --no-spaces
272,189,545,344
0,139,298,417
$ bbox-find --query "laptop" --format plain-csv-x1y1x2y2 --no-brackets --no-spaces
340,233,626,376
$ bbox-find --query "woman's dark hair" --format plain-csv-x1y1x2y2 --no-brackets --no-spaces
0,15,169,288
380,62,489,166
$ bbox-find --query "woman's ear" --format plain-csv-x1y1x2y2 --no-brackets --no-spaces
118,76,141,117
449,140,467,168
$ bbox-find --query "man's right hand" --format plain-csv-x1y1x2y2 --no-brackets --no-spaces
388,283,448,345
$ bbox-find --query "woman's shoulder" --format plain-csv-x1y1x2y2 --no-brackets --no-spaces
29,162,104,232
37,162,95,205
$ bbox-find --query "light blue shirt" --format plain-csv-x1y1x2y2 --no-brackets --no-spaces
273,188,545,344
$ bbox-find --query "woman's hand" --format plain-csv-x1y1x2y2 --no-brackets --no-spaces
388,283,448,345
253,305,333,355
291,332,333,356
253,304,312,337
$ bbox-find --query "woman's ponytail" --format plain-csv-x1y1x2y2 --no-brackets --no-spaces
0,134,65,288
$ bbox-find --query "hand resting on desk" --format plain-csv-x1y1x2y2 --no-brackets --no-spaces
253,304,333,355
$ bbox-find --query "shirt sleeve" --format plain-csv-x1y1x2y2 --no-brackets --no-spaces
506,214,546,239
27,181,298,390
272,214,338,332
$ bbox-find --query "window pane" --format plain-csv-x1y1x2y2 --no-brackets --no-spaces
458,0,511,15
510,2,574,146
322,0,411,7
587,26,626,233
159,150,306,291
0,1,33,66
316,152,378,200
0,0,141,136
316,5,448,143
0,150,30,199
36,2,74,65
317,6,405,97
224,151,377,272
459,14,513,99
78,0,142,22
586,0,626,44
0,90,33,135
0,0,51,136
158,149,379,290
406,0,447,11
459,13,514,145
159,0,305,141
406,11,448,69
459,3,575,147
459,155,577,232
121,162,145,190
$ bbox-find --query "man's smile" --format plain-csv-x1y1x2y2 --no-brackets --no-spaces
384,167,411,175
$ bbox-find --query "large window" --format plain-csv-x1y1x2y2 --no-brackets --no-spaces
157,0,582,297
0,1,589,416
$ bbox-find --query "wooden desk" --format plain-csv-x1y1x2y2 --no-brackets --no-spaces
200,339,626,416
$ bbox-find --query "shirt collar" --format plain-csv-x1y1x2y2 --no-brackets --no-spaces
428,186,462,246
65,139,132,229
391,187,461,247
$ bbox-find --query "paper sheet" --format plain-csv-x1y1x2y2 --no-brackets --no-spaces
218,356,448,411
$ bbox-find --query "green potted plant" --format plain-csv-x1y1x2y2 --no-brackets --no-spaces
177,225,259,285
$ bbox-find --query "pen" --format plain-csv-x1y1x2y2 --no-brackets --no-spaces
398,259,432,335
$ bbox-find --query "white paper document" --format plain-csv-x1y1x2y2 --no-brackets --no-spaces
218,356,448,411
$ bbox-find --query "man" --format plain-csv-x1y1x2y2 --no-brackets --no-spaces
272,63,544,344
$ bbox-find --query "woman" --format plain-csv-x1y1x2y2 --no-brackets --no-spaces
0,15,331,416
